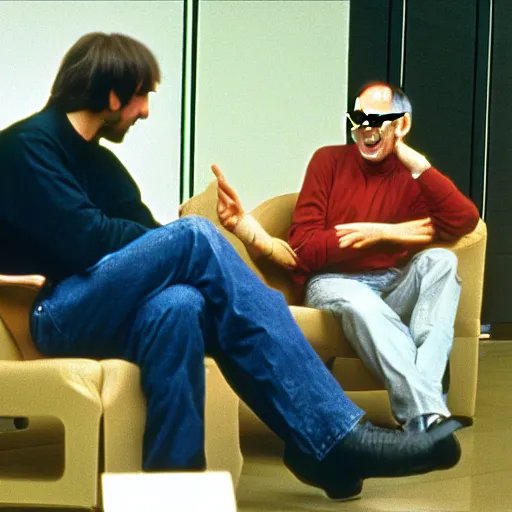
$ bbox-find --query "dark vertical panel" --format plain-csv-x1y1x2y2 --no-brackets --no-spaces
347,0,390,140
387,0,405,86
188,0,199,197
402,0,477,196
179,0,189,204
348,0,405,95
348,0,508,323
470,0,492,215
482,0,512,324
347,0,390,93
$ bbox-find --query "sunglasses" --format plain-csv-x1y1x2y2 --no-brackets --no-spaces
346,110,406,129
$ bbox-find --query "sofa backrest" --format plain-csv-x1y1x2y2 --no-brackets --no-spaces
180,182,488,335
0,317,22,361
179,182,299,304
0,276,47,361
179,181,266,277
249,193,299,304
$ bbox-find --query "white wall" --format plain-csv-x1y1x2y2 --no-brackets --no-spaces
194,0,350,211
0,1,351,217
0,0,183,223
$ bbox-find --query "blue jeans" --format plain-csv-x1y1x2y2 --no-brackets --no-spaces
31,217,363,470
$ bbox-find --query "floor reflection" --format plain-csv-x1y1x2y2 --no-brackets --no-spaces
237,341,512,512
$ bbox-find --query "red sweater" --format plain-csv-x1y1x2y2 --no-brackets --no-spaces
289,144,480,294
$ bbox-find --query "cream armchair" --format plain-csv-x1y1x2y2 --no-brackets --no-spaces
0,274,242,509
180,182,487,429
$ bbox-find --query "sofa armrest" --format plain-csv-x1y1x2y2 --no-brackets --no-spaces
0,359,103,415
429,219,487,337
100,359,146,473
0,359,104,507
204,357,243,488
290,305,357,359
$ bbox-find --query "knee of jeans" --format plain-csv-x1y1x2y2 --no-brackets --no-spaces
177,215,218,237
142,285,206,326
338,288,385,319
165,284,206,316
307,279,370,309
419,248,458,274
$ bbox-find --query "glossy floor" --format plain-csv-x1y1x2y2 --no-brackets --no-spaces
237,341,512,512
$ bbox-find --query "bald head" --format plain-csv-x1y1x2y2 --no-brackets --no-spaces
355,82,412,117
358,84,394,113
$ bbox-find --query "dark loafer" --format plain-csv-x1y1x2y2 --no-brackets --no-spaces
341,421,462,479
283,446,363,501
284,420,463,499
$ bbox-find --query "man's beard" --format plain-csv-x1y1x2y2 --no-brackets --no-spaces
97,112,128,143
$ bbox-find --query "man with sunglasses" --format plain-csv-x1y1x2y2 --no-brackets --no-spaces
287,81,480,433
213,81,479,434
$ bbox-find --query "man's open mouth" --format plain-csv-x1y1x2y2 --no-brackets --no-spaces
363,132,382,147
355,130,385,160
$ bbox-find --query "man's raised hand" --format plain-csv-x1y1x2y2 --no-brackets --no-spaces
210,164,298,269
211,164,245,232
393,140,430,176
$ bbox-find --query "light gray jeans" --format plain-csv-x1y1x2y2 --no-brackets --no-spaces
304,248,461,424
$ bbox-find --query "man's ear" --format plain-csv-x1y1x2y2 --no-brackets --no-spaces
395,112,411,138
109,90,122,111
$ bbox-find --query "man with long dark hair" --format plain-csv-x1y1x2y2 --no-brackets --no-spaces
0,34,464,502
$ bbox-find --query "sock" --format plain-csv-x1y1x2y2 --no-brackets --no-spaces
404,413,444,433
403,416,426,433
424,414,442,430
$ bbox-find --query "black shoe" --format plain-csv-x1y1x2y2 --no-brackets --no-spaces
424,416,465,470
283,446,363,501
339,421,462,478
284,420,462,499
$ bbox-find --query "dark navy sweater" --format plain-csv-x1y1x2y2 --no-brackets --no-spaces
0,106,161,281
